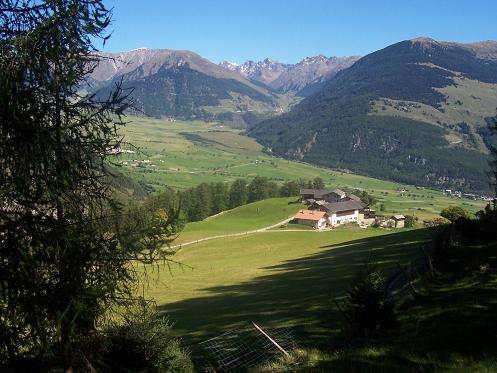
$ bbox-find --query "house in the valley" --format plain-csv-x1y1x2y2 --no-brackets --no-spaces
316,200,367,226
293,209,329,229
299,188,348,204
391,215,406,228
374,215,405,229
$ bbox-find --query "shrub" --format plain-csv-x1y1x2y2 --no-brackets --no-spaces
100,300,194,372
440,206,471,222
340,265,394,338
404,215,416,228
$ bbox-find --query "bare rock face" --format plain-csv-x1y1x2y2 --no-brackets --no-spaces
220,55,361,93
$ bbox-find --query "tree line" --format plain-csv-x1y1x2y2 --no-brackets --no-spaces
175,176,326,222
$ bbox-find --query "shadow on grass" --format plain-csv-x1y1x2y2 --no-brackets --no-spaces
304,244,497,372
158,229,434,352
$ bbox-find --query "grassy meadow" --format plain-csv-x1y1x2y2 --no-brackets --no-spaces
116,116,486,220
118,116,490,367
174,197,300,244
147,227,433,347
139,197,434,351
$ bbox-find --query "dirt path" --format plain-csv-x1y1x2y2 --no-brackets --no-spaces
169,217,295,249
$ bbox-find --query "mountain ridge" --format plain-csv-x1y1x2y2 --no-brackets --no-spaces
219,54,361,94
249,37,497,193
89,48,280,125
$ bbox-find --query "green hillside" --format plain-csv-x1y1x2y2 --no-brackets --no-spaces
174,197,300,244
113,116,486,220
144,215,433,349
254,241,497,373
249,38,497,194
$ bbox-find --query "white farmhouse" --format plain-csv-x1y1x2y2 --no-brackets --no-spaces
317,200,367,227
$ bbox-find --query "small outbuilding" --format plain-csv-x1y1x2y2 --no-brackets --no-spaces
391,215,406,228
294,209,329,229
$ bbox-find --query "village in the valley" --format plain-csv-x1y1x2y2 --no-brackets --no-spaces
293,188,406,230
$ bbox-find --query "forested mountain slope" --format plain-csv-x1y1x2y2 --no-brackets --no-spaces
89,49,279,125
249,38,497,193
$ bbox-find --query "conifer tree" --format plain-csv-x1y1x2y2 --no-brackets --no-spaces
0,1,175,368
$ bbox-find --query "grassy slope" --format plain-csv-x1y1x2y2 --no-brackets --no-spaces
115,116,485,220
258,243,497,372
114,118,489,367
174,197,300,244
371,75,497,153
145,225,433,349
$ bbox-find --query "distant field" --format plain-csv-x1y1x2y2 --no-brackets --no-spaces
115,116,486,219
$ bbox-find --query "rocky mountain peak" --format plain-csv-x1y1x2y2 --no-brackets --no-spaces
218,54,361,93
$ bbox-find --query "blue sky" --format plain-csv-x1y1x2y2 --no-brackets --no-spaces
101,0,497,63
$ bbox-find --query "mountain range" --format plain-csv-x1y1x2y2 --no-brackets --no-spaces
88,38,497,193
219,55,360,94
249,38,497,193
88,49,354,127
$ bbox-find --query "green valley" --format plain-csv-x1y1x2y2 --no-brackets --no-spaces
115,116,486,220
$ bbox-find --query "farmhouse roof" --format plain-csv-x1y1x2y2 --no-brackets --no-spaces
348,194,362,202
313,200,327,206
321,200,366,214
300,188,349,199
295,209,328,221
300,188,329,196
392,215,406,220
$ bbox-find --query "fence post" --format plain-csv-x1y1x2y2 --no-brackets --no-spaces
252,322,289,356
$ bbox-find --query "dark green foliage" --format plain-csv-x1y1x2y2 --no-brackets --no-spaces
178,182,230,221
212,182,229,214
249,39,497,193
487,116,497,195
0,1,182,369
98,300,193,372
108,166,149,200
252,96,490,193
341,265,393,337
279,180,300,197
175,176,319,222
96,65,274,120
248,176,278,203
404,215,416,228
440,206,472,222
229,178,248,208
352,189,377,206
312,177,325,189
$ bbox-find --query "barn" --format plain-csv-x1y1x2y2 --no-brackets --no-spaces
293,209,329,229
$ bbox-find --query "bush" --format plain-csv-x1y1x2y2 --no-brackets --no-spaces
404,215,416,228
440,206,471,222
100,300,194,372
340,265,394,338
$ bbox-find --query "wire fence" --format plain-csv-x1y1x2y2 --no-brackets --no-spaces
199,322,297,372
386,246,432,304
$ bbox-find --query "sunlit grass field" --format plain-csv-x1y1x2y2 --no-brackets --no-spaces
116,116,486,220
139,198,434,350
173,197,300,244
120,116,486,358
